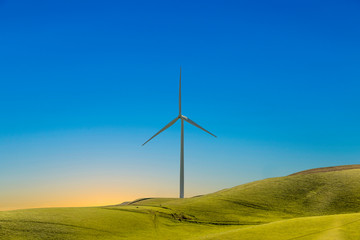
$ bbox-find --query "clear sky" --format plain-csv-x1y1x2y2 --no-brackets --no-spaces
1,0,360,210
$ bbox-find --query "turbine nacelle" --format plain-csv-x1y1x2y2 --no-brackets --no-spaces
142,115,216,146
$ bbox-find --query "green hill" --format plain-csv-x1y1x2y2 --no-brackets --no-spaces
1,165,360,239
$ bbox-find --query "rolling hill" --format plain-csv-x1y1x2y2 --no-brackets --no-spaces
1,165,360,239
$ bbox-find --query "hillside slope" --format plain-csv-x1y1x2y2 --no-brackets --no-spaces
128,167,360,224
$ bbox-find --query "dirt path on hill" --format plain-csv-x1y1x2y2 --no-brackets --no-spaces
315,218,344,240
288,216,360,240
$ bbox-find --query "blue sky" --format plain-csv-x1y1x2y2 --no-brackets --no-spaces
1,0,360,209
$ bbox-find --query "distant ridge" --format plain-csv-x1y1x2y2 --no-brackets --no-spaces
289,164,360,176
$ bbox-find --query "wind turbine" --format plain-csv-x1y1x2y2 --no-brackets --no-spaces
142,67,216,198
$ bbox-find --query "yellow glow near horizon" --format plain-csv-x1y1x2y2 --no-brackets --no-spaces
0,190,148,211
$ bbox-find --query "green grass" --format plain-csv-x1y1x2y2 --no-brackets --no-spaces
0,207,239,240
1,166,360,239
201,212,360,240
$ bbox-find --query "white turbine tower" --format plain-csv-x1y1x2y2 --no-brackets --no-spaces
142,67,216,198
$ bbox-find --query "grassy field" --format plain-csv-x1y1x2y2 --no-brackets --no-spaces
1,165,360,239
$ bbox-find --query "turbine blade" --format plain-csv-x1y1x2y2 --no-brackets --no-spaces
181,115,217,138
179,66,181,115
142,117,179,146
